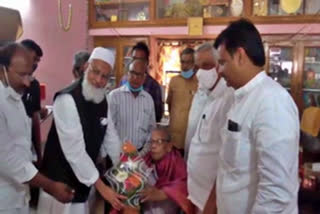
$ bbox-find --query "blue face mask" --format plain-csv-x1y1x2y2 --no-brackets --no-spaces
126,82,143,92
181,69,194,79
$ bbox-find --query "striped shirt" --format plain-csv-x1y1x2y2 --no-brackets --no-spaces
108,85,156,154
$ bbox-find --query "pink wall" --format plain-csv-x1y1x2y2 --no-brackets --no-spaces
11,0,89,141
18,0,88,105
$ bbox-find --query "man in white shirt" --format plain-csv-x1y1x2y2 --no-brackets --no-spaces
0,43,74,214
108,58,156,156
186,43,233,214
184,45,211,160
38,47,125,214
214,19,300,214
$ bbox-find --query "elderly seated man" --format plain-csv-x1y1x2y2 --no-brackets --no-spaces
141,126,194,214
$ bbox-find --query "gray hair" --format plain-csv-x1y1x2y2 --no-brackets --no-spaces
73,51,90,69
195,42,218,64
152,125,171,142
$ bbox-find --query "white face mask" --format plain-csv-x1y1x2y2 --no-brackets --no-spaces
2,66,22,100
196,68,218,90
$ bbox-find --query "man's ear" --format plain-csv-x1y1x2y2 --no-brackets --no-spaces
166,142,173,153
83,62,89,70
237,47,247,67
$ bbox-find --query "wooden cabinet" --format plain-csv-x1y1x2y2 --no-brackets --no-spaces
93,34,320,115
89,0,320,28
264,36,320,113
89,1,320,115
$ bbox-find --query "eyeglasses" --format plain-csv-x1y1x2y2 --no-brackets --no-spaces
180,60,194,65
149,139,169,145
129,70,145,79
132,56,148,62
89,64,110,81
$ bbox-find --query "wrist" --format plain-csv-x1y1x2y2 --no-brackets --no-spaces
29,172,54,194
94,178,109,192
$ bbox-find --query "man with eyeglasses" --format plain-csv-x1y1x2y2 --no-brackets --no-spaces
120,42,164,123
186,43,234,214
167,47,198,155
108,58,156,157
39,47,125,214
0,43,74,214
140,126,193,214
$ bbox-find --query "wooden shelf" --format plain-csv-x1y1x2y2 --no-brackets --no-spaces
89,0,320,28
95,0,149,6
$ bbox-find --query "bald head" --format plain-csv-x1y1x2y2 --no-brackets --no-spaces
0,43,31,67
128,59,147,89
0,42,33,93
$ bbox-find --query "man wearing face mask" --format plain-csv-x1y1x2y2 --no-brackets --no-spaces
166,47,198,154
184,43,217,160
108,58,156,157
186,43,234,214
0,43,74,214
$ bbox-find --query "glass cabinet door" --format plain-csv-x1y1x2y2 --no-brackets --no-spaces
268,47,294,90
95,0,150,22
156,0,244,19
253,0,320,16
303,47,320,108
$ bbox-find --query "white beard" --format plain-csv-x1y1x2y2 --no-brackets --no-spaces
81,72,106,104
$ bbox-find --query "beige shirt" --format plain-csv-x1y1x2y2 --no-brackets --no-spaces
166,74,198,149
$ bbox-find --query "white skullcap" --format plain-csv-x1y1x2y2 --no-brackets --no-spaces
89,47,115,69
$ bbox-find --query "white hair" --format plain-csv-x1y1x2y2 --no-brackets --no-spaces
195,42,218,64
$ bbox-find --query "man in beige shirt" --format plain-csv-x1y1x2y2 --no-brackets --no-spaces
167,47,198,153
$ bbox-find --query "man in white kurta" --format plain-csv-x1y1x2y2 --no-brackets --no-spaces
0,43,74,214
215,19,299,214
38,47,124,214
187,43,234,213
184,74,210,160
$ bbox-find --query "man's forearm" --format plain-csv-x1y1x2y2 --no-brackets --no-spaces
28,172,54,193
28,172,75,203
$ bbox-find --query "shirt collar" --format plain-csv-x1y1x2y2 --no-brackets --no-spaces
120,84,146,97
0,80,20,101
234,71,267,100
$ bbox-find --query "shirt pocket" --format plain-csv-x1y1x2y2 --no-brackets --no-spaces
139,109,152,133
221,129,241,169
221,128,253,171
